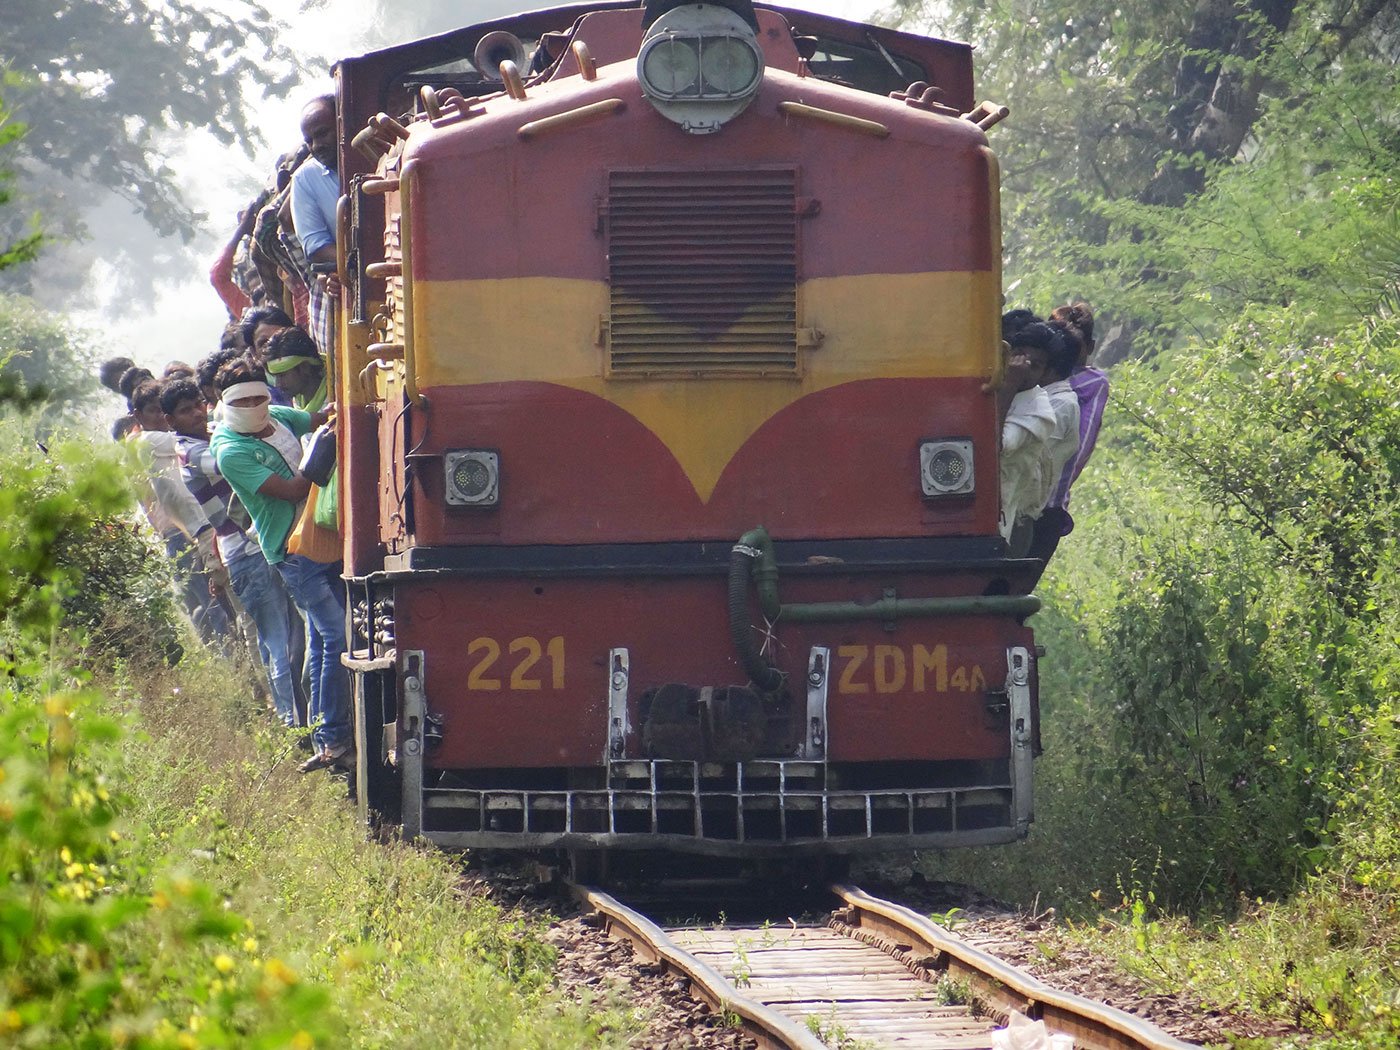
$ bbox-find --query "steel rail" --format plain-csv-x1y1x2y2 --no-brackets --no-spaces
572,884,828,1050
833,885,1201,1050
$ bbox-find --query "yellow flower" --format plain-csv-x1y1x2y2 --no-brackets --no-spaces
151,890,170,910
213,954,235,974
264,958,298,985
242,937,258,952
60,847,73,864
2,1010,22,1032
291,1032,315,1050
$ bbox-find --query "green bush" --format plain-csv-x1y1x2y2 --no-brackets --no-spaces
0,685,341,1048
0,413,631,1047
0,294,100,423
0,418,182,668
926,315,1400,916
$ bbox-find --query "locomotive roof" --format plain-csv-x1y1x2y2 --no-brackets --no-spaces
334,1,975,154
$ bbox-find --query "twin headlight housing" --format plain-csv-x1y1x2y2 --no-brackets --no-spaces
637,5,765,134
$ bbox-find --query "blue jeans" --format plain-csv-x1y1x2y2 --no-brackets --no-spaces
164,534,231,642
227,547,297,726
276,555,351,753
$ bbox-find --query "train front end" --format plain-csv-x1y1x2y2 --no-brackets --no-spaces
335,0,1039,856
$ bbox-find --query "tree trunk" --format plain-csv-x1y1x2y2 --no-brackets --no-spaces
1142,0,1298,206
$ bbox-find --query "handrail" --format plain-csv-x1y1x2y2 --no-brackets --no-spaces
332,192,350,392
398,162,421,406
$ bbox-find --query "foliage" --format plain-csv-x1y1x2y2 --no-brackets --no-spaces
0,294,101,419
1128,315,1400,614
0,419,180,667
1051,62,1400,355
1080,880,1400,1044
0,684,341,1048
886,0,1400,357
0,416,332,1050
0,420,132,638
0,1,296,276
0,403,636,1047
0,92,41,273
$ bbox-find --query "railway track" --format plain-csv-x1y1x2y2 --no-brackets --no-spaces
570,881,1200,1050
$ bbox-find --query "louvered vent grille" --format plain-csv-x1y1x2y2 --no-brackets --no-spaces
607,168,798,377
383,213,404,345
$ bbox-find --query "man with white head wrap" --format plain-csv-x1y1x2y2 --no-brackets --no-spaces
210,359,350,773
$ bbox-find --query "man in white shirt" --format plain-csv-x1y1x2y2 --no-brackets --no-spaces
997,324,1060,550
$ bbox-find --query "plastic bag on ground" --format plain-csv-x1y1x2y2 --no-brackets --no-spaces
989,1010,1075,1050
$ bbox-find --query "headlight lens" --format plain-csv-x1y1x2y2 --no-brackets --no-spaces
642,37,700,97
444,450,500,506
919,440,975,496
699,37,761,95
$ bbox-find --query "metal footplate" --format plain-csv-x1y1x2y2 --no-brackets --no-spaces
406,643,1030,852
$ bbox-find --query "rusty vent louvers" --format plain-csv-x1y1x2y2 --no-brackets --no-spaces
383,213,404,346
607,168,798,377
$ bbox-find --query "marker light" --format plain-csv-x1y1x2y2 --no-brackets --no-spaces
445,450,500,506
919,440,975,496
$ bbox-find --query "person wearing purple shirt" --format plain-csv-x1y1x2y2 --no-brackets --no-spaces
1027,303,1109,574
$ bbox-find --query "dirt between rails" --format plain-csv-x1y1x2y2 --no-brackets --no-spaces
465,864,1301,1048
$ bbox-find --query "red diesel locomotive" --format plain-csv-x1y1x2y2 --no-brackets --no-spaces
331,0,1038,858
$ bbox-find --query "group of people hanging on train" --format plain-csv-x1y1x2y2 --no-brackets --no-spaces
96,93,354,777
995,303,1108,580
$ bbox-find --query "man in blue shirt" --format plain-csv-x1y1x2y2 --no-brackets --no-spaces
290,94,340,358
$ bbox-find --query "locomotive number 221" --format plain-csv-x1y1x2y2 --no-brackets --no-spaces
466,636,566,691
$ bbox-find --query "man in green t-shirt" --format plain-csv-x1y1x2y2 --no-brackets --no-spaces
210,359,348,773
